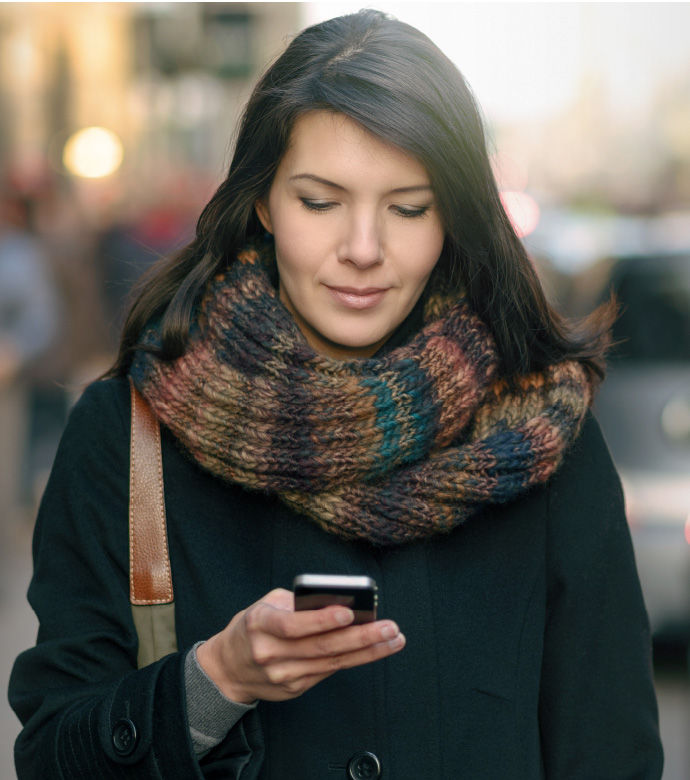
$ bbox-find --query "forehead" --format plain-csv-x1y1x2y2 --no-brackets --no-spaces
279,110,431,184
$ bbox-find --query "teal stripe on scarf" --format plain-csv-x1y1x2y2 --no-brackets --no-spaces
360,375,402,478
360,358,436,478
391,358,438,462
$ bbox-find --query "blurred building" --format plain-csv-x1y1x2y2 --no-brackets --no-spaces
0,2,302,209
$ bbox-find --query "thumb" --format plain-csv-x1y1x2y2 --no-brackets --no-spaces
261,587,295,612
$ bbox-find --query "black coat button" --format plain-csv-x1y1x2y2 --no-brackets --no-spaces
347,751,381,780
112,718,138,756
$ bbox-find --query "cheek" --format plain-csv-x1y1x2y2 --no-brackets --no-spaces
401,224,445,282
271,209,330,266
273,226,321,287
270,222,308,277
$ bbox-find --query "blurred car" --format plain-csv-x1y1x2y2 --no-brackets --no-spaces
591,252,690,643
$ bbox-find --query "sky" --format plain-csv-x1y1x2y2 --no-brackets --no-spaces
305,2,690,123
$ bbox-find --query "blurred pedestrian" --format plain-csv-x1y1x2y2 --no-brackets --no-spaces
96,199,195,351
0,192,61,528
9,10,663,778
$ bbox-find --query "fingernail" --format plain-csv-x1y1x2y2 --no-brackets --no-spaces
336,608,354,625
380,623,397,640
389,633,405,649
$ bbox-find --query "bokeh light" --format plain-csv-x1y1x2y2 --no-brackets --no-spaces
62,126,123,178
499,190,541,238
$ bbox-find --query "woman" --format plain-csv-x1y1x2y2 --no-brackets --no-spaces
9,9,662,779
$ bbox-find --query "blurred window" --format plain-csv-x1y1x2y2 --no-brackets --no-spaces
203,10,252,78
134,6,253,77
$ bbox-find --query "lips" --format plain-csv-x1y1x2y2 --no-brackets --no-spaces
325,285,389,310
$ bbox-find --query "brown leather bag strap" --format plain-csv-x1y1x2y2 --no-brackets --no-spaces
128,377,174,605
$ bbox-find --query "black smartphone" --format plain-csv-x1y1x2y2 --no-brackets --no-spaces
293,574,378,624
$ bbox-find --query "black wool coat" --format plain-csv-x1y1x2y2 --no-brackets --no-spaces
9,376,663,779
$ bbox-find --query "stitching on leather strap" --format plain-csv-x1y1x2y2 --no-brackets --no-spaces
129,377,174,605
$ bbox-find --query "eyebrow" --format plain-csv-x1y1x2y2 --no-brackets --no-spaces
288,173,433,195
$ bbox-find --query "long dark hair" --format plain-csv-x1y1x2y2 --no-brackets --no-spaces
107,8,612,378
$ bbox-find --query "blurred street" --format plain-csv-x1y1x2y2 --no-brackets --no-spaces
1,518,36,780
655,663,690,780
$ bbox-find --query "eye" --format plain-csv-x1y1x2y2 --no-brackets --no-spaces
391,204,430,218
300,198,337,213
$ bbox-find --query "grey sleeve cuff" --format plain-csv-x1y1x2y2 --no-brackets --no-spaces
184,641,257,758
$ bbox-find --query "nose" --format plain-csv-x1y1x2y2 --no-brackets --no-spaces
337,209,383,269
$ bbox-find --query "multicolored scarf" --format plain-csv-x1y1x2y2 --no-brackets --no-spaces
130,245,593,545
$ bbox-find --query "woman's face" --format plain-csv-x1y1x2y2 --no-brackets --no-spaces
255,111,445,359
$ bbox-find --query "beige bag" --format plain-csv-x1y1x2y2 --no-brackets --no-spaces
128,377,178,668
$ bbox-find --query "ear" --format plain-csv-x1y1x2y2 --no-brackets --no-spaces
254,198,273,234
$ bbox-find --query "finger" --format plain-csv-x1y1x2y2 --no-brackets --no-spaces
305,631,406,675
260,588,295,611
253,589,356,636
262,632,407,693
280,620,402,660
249,601,355,640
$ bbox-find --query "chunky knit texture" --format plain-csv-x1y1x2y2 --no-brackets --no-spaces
130,245,593,545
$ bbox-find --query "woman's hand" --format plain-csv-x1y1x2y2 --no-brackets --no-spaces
196,588,405,704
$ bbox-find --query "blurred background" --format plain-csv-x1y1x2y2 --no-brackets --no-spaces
1,2,688,777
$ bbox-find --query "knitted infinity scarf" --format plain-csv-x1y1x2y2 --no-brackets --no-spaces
130,245,593,545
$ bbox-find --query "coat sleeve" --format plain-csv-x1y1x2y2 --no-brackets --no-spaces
8,378,263,779
539,413,664,779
